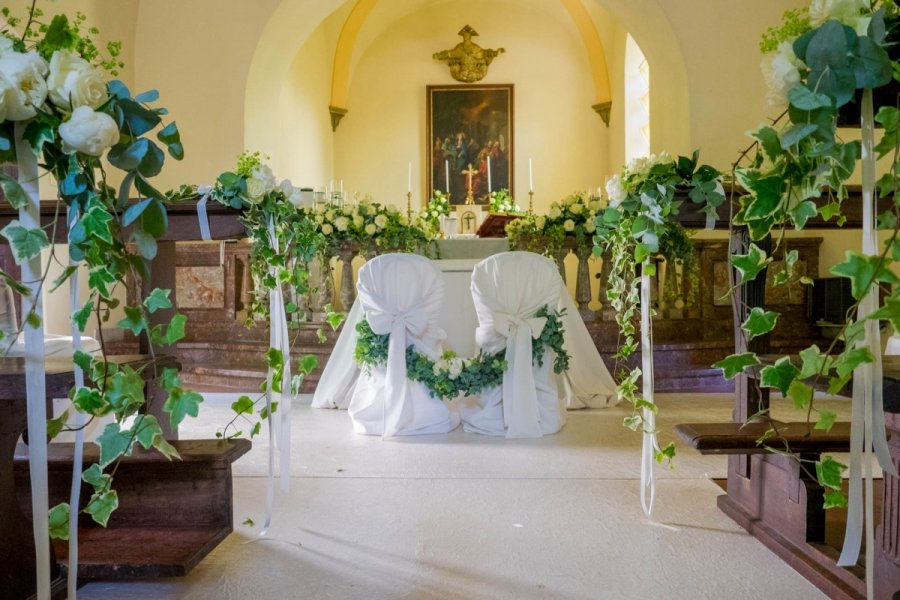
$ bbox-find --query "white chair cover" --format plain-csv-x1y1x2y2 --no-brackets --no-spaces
347,253,459,436
460,251,566,438
310,299,362,409
557,289,619,409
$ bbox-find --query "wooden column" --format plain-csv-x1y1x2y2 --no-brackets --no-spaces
574,244,595,321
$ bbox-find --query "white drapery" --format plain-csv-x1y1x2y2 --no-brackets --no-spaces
347,254,459,436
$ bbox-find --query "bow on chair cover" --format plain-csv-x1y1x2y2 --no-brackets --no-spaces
463,251,566,438
347,254,458,437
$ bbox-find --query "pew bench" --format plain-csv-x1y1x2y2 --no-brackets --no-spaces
14,438,251,579
675,419,865,598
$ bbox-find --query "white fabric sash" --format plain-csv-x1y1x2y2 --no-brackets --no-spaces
196,185,213,241
639,266,660,516
16,121,51,599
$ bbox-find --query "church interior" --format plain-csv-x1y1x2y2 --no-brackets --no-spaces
3,0,900,599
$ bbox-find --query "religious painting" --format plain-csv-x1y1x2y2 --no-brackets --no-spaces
426,84,513,205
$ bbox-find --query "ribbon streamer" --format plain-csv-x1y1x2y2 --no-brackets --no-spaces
66,207,86,599
15,122,51,599
837,89,897,599
640,264,660,516
196,185,213,242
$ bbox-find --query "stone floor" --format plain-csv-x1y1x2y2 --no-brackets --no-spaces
75,392,853,599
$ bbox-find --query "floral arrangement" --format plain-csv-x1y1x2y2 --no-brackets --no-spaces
313,197,437,257
354,305,569,400
0,5,194,537
505,191,602,255
716,0,900,509
420,189,451,233
489,188,520,213
593,151,724,463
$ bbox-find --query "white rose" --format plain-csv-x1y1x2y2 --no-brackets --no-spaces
448,359,463,380
288,188,304,208
246,177,267,201
563,219,575,232
374,214,388,229
589,199,604,211
809,0,868,27
0,37,14,57
605,174,627,207
535,215,546,230
314,214,324,225
58,106,119,156
334,216,349,232
279,178,294,197
367,205,377,216
321,223,333,235
563,195,575,207
570,202,583,215
584,220,597,233
549,206,562,219
364,223,376,236
761,41,803,108
47,50,107,110
352,215,364,228
0,51,48,120
325,210,335,220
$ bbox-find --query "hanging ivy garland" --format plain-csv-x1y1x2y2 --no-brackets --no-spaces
354,305,570,400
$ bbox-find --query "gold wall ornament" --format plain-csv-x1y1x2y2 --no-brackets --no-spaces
433,25,505,83
592,101,612,127
329,105,348,131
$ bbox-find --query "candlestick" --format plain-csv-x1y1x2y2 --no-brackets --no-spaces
529,190,534,214
407,191,412,221
445,160,450,194
340,180,343,193
529,158,534,192
407,162,412,194
487,156,492,193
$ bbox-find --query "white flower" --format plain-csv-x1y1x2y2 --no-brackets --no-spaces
47,50,107,110
626,156,651,176
605,174,627,207
563,219,575,232
761,41,803,108
641,194,665,224
352,214,364,228
250,164,276,193
288,188,304,208
374,214,388,229
0,51,48,120
535,215,546,230
279,178,294,196
314,214,324,225
584,220,597,233
570,202,583,215
562,195,576,207
325,210,335,221
321,223,333,235
0,37,13,57
809,0,868,27
367,205,377,216
246,177,267,201
58,106,119,156
334,216,349,232
549,206,562,219
589,199,605,211
447,358,463,379
364,223,376,235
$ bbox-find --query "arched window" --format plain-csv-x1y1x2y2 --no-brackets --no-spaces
624,34,650,161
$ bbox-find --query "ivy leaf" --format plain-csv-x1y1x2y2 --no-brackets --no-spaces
0,172,28,208
95,423,134,468
713,353,760,379
73,387,106,415
297,354,317,376
49,265,78,293
162,313,186,345
743,177,785,219
72,300,94,333
824,490,848,509
835,347,875,377
816,456,847,491
798,345,835,379
231,395,254,415
830,251,900,300
780,123,819,148
47,409,69,439
623,415,642,431
1,221,50,264
742,307,779,340
81,204,114,245
816,410,838,431
788,380,813,410
73,349,94,373
88,265,116,299
869,296,900,330
752,126,782,162
163,387,203,430
85,489,119,527
48,503,70,540
760,357,800,395
143,288,172,314
731,242,771,284
117,305,148,336
81,463,110,490
790,200,818,229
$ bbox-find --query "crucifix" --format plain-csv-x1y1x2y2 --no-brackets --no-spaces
462,162,478,205
461,210,477,233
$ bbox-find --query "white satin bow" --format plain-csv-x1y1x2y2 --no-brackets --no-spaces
491,311,547,438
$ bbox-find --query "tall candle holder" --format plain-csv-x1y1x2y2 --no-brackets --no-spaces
407,191,412,220
528,190,534,214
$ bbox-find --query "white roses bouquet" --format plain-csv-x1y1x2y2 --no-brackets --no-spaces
419,190,451,234
488,188,520,213
314,195,435,255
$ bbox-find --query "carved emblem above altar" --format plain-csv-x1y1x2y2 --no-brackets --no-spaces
433,25,505,83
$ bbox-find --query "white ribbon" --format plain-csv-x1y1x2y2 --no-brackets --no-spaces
640,265,660,516
196,184,213,242
837,89,897,598
367,308,428,437
490,312,546,438
16,121,51,599
66,206,85,599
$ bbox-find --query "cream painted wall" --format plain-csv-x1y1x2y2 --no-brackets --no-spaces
334,1,609,213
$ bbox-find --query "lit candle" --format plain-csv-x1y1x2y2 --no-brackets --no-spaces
445,160,450,194
487,156,492,193
529,158,534,192
340,180,343,194
408,162,412,193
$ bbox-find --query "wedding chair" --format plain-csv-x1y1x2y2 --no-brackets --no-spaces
459,251,567,438
347,253,460,436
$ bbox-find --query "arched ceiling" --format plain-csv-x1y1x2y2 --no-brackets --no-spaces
329,0,613,128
